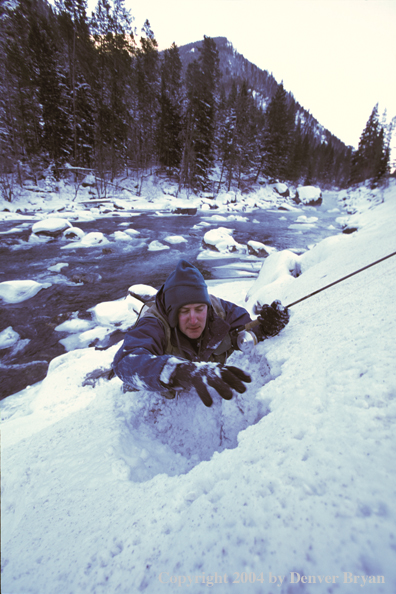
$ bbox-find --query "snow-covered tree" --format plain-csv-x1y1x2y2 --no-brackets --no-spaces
263,83,293,180
90,0,136,179
351,103,391,186
156,43,183,170
179,36,220,192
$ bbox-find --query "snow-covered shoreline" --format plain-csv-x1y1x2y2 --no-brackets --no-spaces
0,174,311,224
1,181,396,593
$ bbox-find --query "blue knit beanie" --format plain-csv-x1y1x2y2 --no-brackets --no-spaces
163,260,211,328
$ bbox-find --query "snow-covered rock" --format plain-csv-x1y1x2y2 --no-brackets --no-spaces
47,263,69,273
81,232,108,246
81,173,96,187
247,240,276,257
55,318,96,334
172,207,197,215
62,226,85,241
123,228,140,237
295,185,322,205
163,235,188,244
61,232,110,249
89,294,142,329
202,227,243,253
112,230,134,241
272,182,290,197
31,218,72,236
277,203,299,211
296,215,318,224
0,280,51,304
0,326,20,349
128,284,157,303
59,327,110,352
147,240,170,251
245,249,301,308
112,199,127,210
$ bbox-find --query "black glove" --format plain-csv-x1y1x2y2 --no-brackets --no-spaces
167,361,252,407
254,300,289,341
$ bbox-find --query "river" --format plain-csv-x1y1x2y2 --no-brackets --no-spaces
0,192,342,398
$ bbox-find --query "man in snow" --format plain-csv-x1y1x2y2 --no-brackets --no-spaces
113,260,289,407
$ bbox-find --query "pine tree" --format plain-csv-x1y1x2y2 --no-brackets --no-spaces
156,43,182,170
218,80,259,190
90,0,136,179
351,103,390,185
179,36,220,192
1,0,44,172
287,120,303,182
55,0,96,166
29,10,72,172
263,82,293,180
217,79,238,190
129,20,159,174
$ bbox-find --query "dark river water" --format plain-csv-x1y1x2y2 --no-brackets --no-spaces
0,193,342,398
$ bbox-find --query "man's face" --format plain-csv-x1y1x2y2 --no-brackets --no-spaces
178,303,208,339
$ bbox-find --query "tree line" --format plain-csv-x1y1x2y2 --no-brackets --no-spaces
0,0,393,199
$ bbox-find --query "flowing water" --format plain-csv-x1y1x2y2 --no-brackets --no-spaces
0,193,342,397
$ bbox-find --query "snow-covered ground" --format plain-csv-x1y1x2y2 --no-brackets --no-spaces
1,181,396,594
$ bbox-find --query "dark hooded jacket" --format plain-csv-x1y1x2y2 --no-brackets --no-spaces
112,285,252,393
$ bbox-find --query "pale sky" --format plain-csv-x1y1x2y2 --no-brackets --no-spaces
122,0,396,154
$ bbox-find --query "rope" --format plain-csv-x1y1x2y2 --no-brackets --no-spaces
285,251,396,309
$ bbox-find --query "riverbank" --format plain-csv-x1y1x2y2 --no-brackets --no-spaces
0,173,297,220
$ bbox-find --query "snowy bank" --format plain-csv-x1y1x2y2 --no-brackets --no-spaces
1,182,396,594
0,170,297,224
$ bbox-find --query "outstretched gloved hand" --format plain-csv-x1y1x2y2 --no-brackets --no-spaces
164,360,252,407
254,299,290,341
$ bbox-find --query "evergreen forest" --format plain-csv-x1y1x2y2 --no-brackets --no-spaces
1,0,393,201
